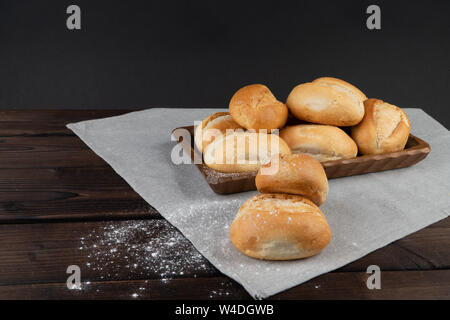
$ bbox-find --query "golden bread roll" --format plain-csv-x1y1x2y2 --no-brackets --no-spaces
194,112,242,153
230,193,331,260
280,124,358,162
351,98,411,155
255,154,328,206
229,84,288,130
286,77,367,126
203,131,291,173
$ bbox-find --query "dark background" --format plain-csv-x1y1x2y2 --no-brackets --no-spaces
0,0,449,128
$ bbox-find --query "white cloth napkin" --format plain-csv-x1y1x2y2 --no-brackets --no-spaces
67,108,450,299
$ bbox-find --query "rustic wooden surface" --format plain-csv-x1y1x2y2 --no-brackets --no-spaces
0,110,448,300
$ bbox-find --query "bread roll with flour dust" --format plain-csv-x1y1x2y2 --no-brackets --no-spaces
351,98,411,155
229,84,288,131
256,153,328,206
194,112,242,153
203,131,291,173
286,77,367,126
280,124,358,162
230,193,331,260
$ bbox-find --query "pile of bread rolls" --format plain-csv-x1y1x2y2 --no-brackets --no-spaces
230,154,332,260
194,77,412,260
196,78,411,170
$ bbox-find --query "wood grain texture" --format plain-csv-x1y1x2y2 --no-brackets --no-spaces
0,136,107,168
0,270,448,300
0,167,159,222
0,110,132,137
273,270,450,300
0,219,448,286
0,219,217,286
0,110,131,123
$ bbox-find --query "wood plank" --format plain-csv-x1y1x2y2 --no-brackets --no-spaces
0,220,217,286
273,270,450,300
0,122,73,137
0,270,448,300
0,167,159,222
0,277,248,300
0,110,133,137
0,136,107,168
0,218,449,286
0,109,196,138
0,198,157,223
341,218,450,271
0,110,132,123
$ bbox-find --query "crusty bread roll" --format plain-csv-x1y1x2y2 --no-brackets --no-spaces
229,84,288,131
203,131,291,173
255,154,328,206
230,193,331,260
194,112,242,153
279,124,358,162
286,77,367,126
351,98,411,155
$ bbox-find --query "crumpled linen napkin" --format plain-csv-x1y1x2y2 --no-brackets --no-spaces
67,108,450,299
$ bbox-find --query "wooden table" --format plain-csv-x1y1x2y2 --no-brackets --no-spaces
0,110,448,300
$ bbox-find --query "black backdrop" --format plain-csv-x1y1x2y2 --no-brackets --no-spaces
0,0,449,128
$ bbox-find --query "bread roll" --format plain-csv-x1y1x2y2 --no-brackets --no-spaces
286,77,367,126
194,112,242,153
229,84,288,131
351,98,411,155
230,193,331,260
255,154,328,206
280,124,358,162
203,131,291,173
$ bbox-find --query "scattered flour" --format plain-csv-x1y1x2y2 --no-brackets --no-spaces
79,220,215,281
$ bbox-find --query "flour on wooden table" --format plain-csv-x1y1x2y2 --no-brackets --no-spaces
79,220,215,281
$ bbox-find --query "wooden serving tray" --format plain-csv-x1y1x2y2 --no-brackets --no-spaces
174,126,431,194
